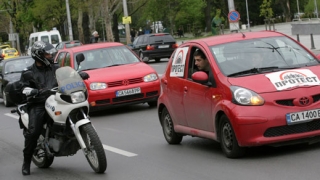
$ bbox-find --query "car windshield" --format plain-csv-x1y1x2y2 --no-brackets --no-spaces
210,36,319,77
4,58,34,74
74,46,140,71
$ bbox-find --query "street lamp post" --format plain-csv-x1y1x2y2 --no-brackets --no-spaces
245,0,251,31
315,0,319,18
66,0,73,41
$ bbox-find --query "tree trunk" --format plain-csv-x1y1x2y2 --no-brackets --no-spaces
204,0,213,32
113,13,120,42
77,7,84,43
88,4,95,34
285,0,291,22
105,13,114,42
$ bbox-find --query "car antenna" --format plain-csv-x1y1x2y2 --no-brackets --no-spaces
221,10,246,38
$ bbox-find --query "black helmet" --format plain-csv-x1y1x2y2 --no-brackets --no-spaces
31,41,57,66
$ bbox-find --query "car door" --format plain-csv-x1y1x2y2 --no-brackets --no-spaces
164,46,191,127
0,60,4,97
183,45,215,132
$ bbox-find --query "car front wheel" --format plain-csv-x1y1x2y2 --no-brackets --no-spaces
161,107,182,144
219,115,246,158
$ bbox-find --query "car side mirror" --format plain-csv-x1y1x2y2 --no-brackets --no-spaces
191,71,209,84
76,53,85,66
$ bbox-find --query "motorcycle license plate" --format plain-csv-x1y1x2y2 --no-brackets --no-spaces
286,108,320,125
116,87,141,97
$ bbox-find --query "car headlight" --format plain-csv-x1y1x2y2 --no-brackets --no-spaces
70,91,86,103
230,86,264,106
90,82,107,90
144,73,158,82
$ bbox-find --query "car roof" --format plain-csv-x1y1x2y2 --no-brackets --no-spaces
65,42,125,53
187,31,284,46
142,33,171,37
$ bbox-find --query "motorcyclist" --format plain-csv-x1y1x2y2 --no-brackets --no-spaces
19,41,89,175
19,41,59,175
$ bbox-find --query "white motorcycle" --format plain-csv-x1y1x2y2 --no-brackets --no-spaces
11,56,107,173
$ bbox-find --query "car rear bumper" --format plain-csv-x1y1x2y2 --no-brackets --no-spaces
143,49,175,59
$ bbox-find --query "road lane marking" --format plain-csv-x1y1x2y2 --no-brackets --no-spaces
5,113,19,120
4,113,138,157
103,144,138,157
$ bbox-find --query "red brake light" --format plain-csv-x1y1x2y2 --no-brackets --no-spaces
146,45,154,50
172,43,178,48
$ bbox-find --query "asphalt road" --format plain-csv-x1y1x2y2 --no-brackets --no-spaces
1,61,320,180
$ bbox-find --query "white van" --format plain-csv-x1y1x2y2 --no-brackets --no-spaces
27,30,62,56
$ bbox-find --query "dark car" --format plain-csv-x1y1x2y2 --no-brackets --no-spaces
0,56,34,106
56,40,83,50
129,33,178,63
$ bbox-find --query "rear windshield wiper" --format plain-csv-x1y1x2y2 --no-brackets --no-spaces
227,66,295,77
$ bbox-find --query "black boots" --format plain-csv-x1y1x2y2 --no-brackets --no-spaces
22,159,31,175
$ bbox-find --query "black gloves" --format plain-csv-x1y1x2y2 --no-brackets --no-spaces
78,71,90,80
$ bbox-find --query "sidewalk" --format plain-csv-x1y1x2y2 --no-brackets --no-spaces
176,22,320,54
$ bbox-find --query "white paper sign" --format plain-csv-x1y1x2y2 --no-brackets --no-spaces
170,47,189,77
265,69,320,90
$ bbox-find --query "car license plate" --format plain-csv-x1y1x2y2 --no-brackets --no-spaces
286,109,320,125
116,87,141,97
8,53,13,56
158,45,169,48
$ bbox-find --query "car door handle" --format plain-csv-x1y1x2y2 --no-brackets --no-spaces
184,86,188,92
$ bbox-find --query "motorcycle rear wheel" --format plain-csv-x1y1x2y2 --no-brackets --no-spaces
80,124,107,173
32,135,54,168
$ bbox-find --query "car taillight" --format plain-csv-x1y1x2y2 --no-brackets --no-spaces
146,45,154,50
172,43,178,48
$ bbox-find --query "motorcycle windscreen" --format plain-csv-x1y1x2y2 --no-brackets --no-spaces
55,66,86,95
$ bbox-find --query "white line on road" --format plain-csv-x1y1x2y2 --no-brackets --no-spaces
103,144,138,157
5,113,19,119
4,113,138,157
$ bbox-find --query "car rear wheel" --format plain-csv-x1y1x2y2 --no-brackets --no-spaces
3,90,12,107
161,107,182,144
140,52,148,62
219,115,246,158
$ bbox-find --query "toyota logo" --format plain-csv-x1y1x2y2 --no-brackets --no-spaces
299,97,311,106
122,79,129,86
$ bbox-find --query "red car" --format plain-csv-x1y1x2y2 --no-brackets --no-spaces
158,31,320,158
54,42,160,111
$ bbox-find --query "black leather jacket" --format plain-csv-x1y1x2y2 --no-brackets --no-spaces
20,63,59,104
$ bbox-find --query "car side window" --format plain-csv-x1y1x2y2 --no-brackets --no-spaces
64,53,71,67
137,36,144,45
56,52,66,67
142,36,148,44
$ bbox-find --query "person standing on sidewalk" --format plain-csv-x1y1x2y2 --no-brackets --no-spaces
90,31,99,43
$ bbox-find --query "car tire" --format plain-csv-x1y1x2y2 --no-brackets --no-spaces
2,90,12,107
219,115,246,158
155,58,161,62
161,107,183,144
147,101,157,107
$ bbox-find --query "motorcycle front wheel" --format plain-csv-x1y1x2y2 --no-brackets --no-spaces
32,135,54,168
80,124,107,173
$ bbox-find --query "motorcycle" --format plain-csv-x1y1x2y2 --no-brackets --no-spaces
11,55,107,173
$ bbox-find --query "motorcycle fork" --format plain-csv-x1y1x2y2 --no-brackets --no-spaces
68,108,91,155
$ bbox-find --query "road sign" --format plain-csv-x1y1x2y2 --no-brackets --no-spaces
8,33,16,41
122,16,132,24
228,10,240,22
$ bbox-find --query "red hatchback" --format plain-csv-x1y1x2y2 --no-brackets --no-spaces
158,31,320,158
55,42,160,111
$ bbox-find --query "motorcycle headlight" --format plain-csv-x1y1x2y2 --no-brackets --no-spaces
90,82,107,90
230,86,264,106
144,73,158,82
71,91,86,103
